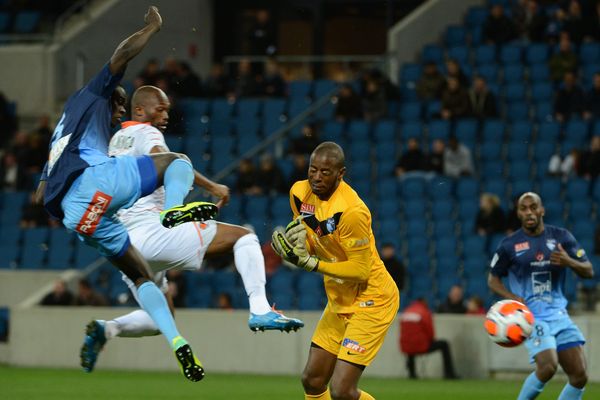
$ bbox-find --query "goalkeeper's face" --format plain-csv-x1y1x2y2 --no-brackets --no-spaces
308,153,346,199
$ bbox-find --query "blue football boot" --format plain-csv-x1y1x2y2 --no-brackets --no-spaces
80,320,107,373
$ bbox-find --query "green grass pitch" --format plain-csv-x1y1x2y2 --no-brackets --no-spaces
0,366,597,399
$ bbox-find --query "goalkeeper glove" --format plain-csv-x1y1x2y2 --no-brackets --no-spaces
284,217,306,247
271,227,319,272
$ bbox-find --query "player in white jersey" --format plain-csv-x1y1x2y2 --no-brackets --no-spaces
81,85,303,372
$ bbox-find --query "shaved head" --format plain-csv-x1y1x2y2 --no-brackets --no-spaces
131,85,168,108
311,141,345,169
518,192,543,207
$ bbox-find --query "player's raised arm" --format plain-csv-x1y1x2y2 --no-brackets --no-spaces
109,6,163,74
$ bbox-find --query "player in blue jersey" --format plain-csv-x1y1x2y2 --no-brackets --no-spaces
34,6,215,382
488,192,594,400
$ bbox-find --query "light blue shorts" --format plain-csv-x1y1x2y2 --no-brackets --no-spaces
61,155,157,257
525,313,586,363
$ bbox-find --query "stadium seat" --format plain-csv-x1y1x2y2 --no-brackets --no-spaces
263,98,286,118
13,11,41,33
445,26,467,47
428,176,454,199
510,121,533,143
567,199,592,223
433,220,456,239
572,221,594,240
178,98,209,117
465,6,488,28
373,120,397,141
262,115,285,136
399,102,422,122
503,82,526,102
528,63,550,83
237,98,262,118
508,160,531,181
537,121,561,143
47,229,74,270
593,120,600,136
403,200,428,221
488,233,505,255
375,141,397,163
538,178,562,200
321,120,344,141
456,177,479,200
480,142,502,162
482,178,507,198
347,120,371,140
400,122,422,140
500,45,522,65
462,235,486,255
565,179,590,201
400,63,422,85
268,268,296,310
287,98,312,119
544,200,564,223
211,99,235,119
400,176,427,200
580,42,600,65
454,119,478,147
422,44,444,64
465,277,490,300
297,273,325,310
313,79,338,98
482,119,505,143
431,199,455,221
425,100,442,119
74,240,101,269
474,45,496,65
377,199,400,219
436,237,458,257
243,196,269,220
506,101,530,122
0,12,11,33
376,177,398,200
533,101,553,123
506,141,530,162
448,46,469,67
20,228,49,269
510,179,534,199
288,80,312,99
405,219,428,237
0,243,19,269
185,270,213,308
525,43,549,65
531,83,553,103
564,120,589,147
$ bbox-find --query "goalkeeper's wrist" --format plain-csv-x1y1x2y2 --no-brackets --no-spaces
300,256,319,272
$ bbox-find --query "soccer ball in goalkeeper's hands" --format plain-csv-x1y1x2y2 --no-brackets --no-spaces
484,299,534,348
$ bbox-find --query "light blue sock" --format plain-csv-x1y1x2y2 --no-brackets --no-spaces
517,372,545,400
136,282,183,349
558,383,584,400
163,158,194,209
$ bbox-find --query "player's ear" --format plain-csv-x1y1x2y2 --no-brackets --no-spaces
338,166,346,181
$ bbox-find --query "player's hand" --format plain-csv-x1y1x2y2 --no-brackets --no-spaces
210,184,230,208
550,243,571,267
144,6,162,30
284,217,305,246
271,228,318,272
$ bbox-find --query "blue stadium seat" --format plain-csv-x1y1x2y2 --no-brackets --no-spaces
474,45,496,65
477,63,499,84
506,101,530,122
533,101,553,123
373,120,397,141
347,120,371,140
243,196,269,219
482,178,507,198
321,120,344,141
209,119,232,137
503,65,525,84
568,199,592,223
237,98,262,118
480,142,502,162
593,120,600,136
433,220,456,239
503,83,526,102
178,98,209,118
428,176,454,199
531,83,553,103
288,80,312,99
262,115,284,136
572,221,594,240
465,277,490,299
400,176,427,200
400,63,422,85
510,121,533,143
209,135,234,157
403,200,428,221
506,141,530,162
539,178,562,200
268,268,296,310
543,200,564,223
375,141,397,161
500,44,522,65
525,43,549,65
428,119,451,141
20,228,49,269
454,118,478,146
469,25,483,47
73,239,101,269
465,6,488,28
263,98,286,118
445,26,467,47
399,102,421,122
377,178,398,200
0,242,19,269
47,229,74,270
508,160,531,180
564,120,589,146
313,79,338,98
348,159,371,180
510,180,534,198
270,196,292,220
431,199,455,221
297,273,325,310
463,235,486,255
376,158,396,178
422,44,444,63
538,121,561,143
436,237,458,257
456,178,479,200
565,179,590,201
377,199,400,218
14,11,40,33
400,122,422,140
211,99,235,119
212,269,239,300
529,63,550,83
0,12,11,33
425,100,442,119
405,219,428,237
287,98,312,118
482,119,505,142
580,42,600,65
185,270,213,308
448,46,470,65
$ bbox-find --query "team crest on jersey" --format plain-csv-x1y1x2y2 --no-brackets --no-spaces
546,239,557,251
514,242,530,253
577,248,586,258
300,203,315,215
325,217,336,233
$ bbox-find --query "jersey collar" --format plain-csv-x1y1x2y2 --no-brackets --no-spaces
121,120,151,128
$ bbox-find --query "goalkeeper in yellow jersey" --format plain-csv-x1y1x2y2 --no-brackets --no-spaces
272,142,399,400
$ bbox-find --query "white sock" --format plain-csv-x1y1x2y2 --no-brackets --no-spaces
103,310,160,339
233,233,271,315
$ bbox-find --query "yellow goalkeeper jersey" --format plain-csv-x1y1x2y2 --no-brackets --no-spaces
290,180,398,314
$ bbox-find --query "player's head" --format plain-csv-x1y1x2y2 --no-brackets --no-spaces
517,192,545,233
131,85,171,132
308,141,346,200
110,86,127,127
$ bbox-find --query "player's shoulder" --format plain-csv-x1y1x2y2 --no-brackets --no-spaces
290,180,310,197
497,229,524,251
545,224,573,239
120,121,161,135
338,182,370,217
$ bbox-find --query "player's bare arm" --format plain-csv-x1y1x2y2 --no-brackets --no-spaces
549,243,594,279
109,6,162,74
33,180,46,205
487,274,525,303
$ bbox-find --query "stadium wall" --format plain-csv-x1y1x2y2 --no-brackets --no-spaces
387,0,484,84
3,307,600,381
0,270,64,306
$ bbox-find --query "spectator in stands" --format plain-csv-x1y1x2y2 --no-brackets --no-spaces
445,59,469,88
204,63,230,97
554,71,585,122
40,279,74,306
171,62,202,98
230,58,259,98
518,0,549,42
32,114,52,143
585,1,600,41
438,285,467,314
558,0,586,45
483,4,518,45
427,139,445,174
466,296,486,315
217,293,234,310
362,78,387,121
584,72,600,120
0,151,29,190
236,158,261,195
288,153,308,187
578,136,600,179
23,133,48,174
162,57,180,91
259,59,286,97
475,193,506,236
0,91,18,148
335,84,363,121
548,148,579,180
247,9,277,56
380,243,405,291
441,77,470,120
166,270,187,308
444,136,474,178
395,138,427,177
289,123,320,156
256,153,287,195
549,35,578,82
135,58,161,88
416,61,445,101
400,298,459,379
74,279,109,306
20,191,50,228
468,76,497,120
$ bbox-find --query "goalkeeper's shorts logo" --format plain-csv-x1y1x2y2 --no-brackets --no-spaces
342,338,366,353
